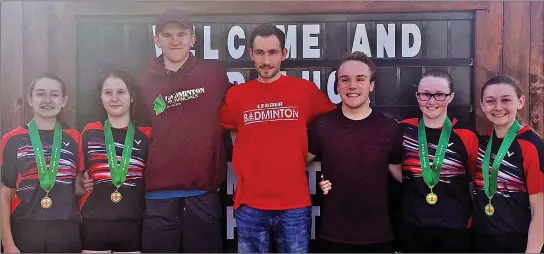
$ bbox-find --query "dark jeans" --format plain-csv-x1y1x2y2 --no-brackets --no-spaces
235,205,311,253
141,191,223,253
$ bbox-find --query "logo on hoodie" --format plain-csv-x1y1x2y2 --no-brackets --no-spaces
153,88,206,115
153,95,166,115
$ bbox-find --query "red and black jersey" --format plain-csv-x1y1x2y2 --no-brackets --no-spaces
80,121,151,221
0,126,84,221
473,126,544,234
399,118,478,229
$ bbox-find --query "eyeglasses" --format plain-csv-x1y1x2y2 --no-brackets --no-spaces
416,92,452,101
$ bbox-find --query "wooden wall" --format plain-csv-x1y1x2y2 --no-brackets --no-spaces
1,1,543,136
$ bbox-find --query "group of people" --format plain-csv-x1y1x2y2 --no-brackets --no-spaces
315,61,544,253
0,7,542,254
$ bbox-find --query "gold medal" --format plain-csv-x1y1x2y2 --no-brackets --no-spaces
485,203,495,216
41,196,52,209
110,191,122,203
426,192,438,205
104,120,133,205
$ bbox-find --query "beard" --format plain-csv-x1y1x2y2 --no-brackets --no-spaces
257,66,280,79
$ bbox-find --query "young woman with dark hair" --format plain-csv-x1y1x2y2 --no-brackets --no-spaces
79,70,151,253
1,74,84,253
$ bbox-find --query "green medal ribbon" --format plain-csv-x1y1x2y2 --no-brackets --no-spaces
418,117,453,205
104,120,135,203
28,120,62,209
481,120,521,216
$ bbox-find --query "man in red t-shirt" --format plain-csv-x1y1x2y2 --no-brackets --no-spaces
218,24,335,253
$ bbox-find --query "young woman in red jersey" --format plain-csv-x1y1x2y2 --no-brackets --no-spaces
79,70,151,253
1,74,84,253
393,70,479,252
472,75,543,253
320,69,479,253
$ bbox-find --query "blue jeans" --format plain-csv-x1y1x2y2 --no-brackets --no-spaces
235,205,311,253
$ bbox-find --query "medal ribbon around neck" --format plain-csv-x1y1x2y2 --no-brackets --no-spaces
28,120,62,195
28,120,62,209
481,120,521,216
104,120,135,193
418,117,453,204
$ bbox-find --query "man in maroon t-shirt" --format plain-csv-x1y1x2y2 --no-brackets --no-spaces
308,52,403,253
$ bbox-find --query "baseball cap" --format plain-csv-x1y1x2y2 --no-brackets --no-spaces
155,8,193,34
